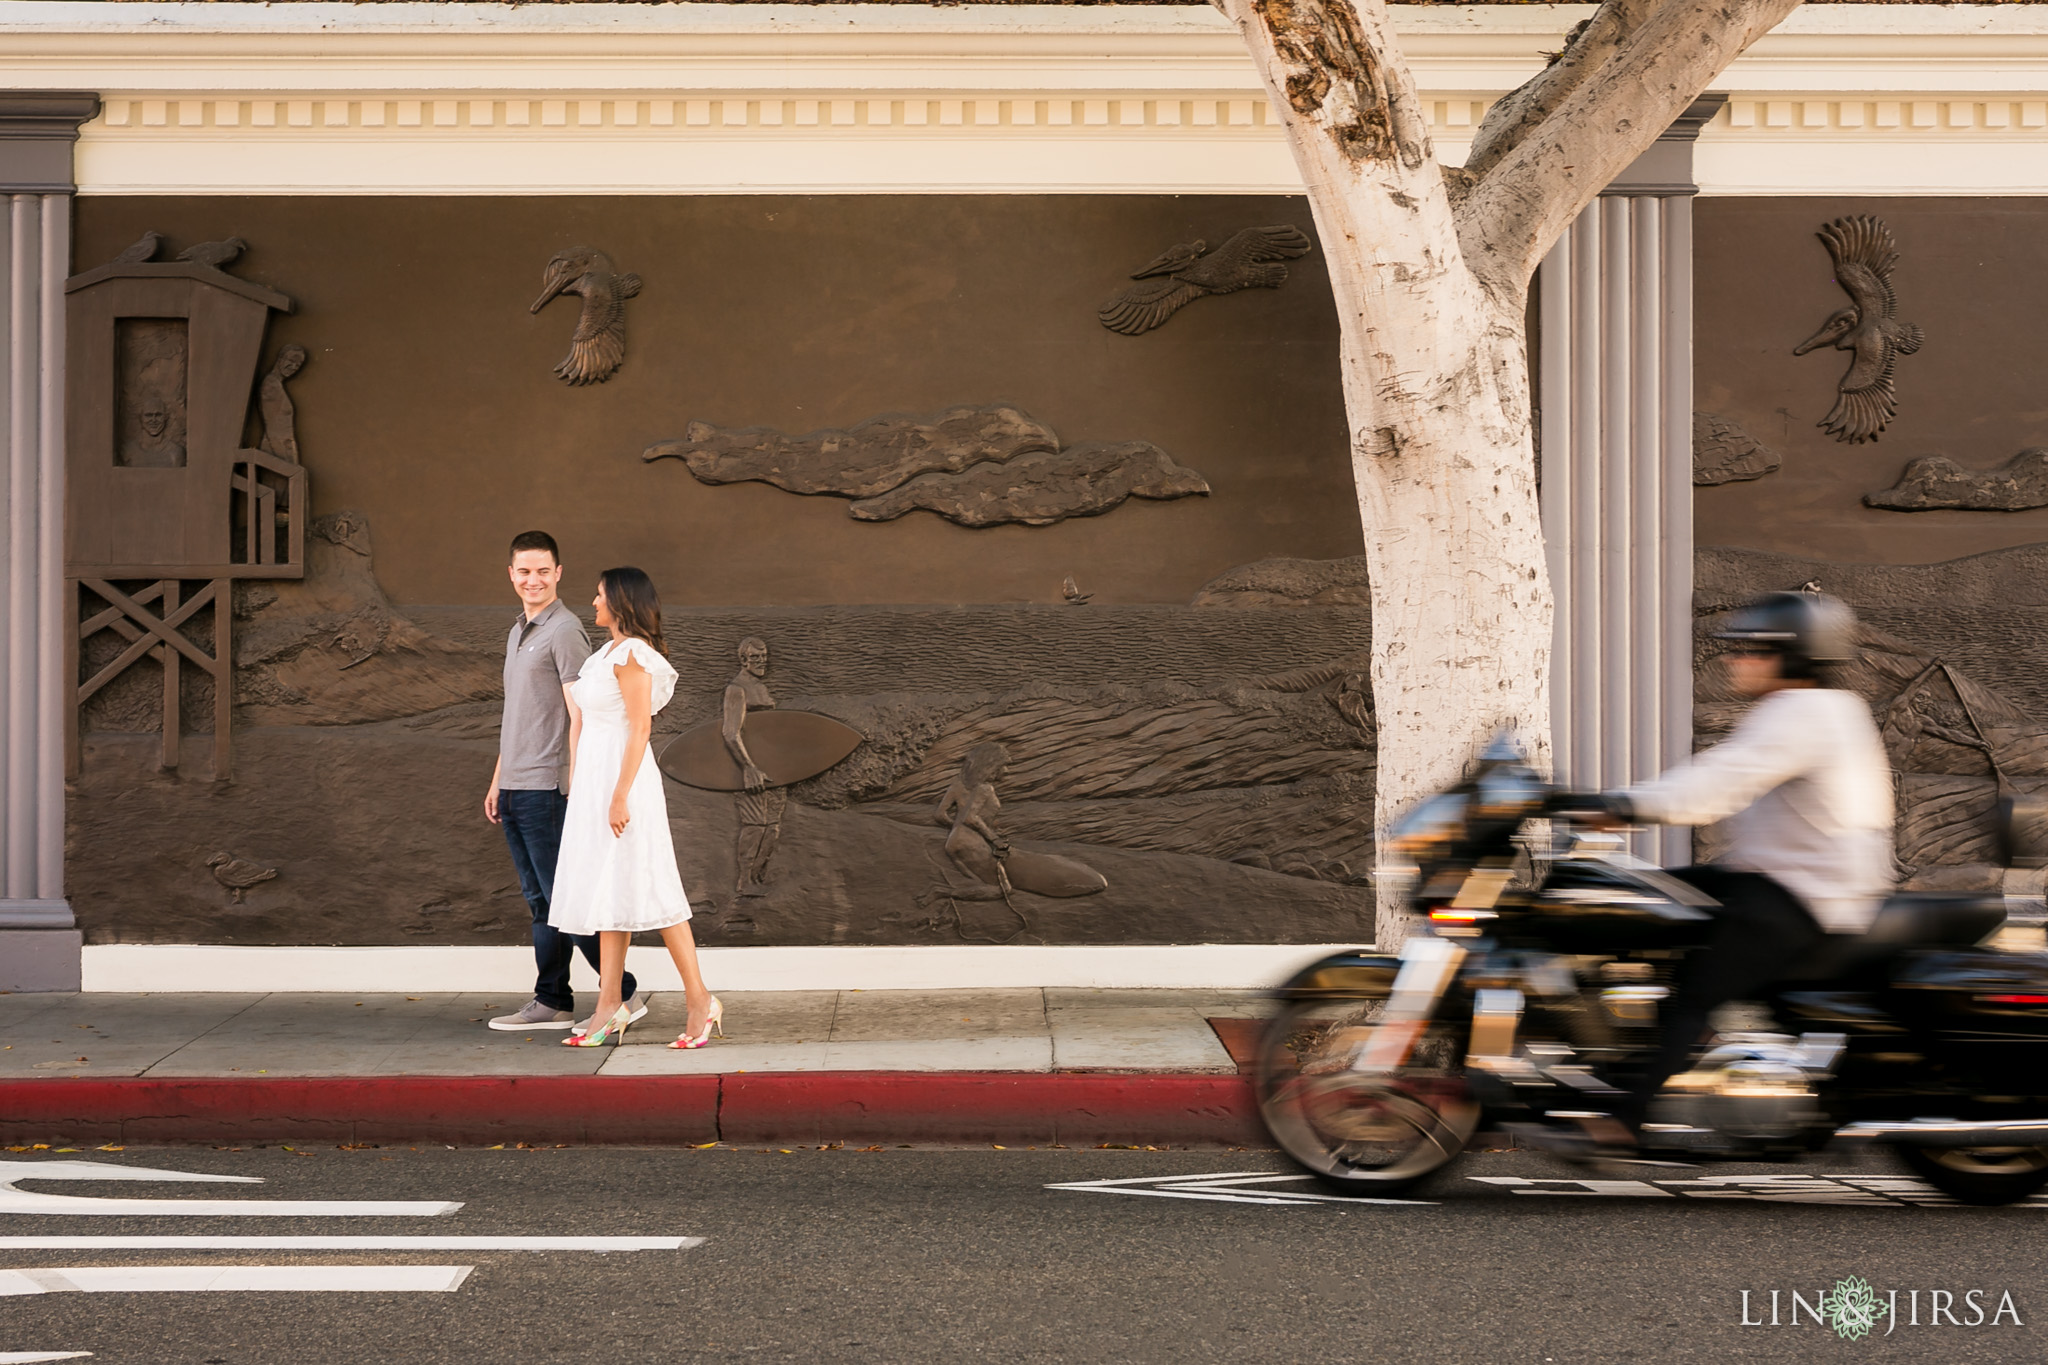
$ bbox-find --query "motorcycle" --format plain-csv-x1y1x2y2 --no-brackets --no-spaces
1255,741,2048,1205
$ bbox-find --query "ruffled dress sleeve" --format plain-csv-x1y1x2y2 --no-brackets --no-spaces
613,637,679,714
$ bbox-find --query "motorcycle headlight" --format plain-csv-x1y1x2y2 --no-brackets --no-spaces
1386,792,1467,860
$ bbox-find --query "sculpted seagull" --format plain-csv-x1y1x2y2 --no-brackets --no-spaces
531,246,642,386
1793,216,1923,444
1097,225,1312,335
112,230,163,264
177,236,247,270
207,852,277,904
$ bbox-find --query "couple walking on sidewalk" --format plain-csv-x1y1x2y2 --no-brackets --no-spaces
484,531,723,1051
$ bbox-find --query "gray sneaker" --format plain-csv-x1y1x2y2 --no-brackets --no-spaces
488,999,577,1031
568,990,650,1037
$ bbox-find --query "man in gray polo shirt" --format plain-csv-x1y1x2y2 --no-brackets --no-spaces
485,530,641,1031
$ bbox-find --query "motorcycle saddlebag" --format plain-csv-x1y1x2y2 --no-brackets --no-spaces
1889,949,2048,1040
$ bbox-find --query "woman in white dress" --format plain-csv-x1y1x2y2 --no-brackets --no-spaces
552,568,721,1049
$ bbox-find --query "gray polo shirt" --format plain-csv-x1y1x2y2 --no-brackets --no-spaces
500,599,592,791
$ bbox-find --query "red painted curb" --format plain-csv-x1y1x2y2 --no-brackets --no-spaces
0,1072,1261,1148
0,1077,720,1147
722,1073,1263,1147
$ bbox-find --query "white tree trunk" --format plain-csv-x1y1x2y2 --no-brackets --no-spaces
1344,302,1552,948
1215,0,1800,946
1213,0,1550,946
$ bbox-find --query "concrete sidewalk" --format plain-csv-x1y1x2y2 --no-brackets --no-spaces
0,988,1262,1078
0,989,1274,1148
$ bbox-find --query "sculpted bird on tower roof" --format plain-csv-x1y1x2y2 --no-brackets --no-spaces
1792,215,1923,444
177,236,247,271
531,245,642,386
1097,224,1312,336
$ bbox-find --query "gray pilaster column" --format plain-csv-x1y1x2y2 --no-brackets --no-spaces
1538,97,1722,866
0,93,96,990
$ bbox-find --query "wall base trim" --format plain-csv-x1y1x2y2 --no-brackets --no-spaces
1,929,84,991
77,943,1365,993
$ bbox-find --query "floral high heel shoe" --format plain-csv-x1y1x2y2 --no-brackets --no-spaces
562,1004,632,1048
668,996,724,1050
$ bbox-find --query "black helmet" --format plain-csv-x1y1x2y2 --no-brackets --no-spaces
1715,590,1857,680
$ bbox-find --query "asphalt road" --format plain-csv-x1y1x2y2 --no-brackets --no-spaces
2,1143,2043,1363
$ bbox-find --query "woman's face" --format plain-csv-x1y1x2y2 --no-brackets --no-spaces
592,582,614,629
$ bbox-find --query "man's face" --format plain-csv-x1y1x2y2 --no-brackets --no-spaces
140,404,168,438
740,644,768,676
1723,647,1785,698
508,550,561,610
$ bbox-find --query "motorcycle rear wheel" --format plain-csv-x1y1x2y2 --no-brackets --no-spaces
1896,1143,2048,1206
1255,998,1478,1197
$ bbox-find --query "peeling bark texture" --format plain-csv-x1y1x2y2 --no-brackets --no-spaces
1215,0,1804,943
1248,0,1432,167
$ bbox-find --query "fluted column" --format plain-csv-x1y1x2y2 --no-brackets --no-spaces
0,93,96,990
1538,98,1721,866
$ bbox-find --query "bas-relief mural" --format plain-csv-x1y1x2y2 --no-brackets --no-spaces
63,203,1375,949
73,198,2047,954
69,523,1381,947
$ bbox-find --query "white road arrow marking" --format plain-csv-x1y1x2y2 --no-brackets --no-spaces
0,1353,93,1362
0,1236,700,1252
0,1160,457,1217
1469,1176,1674,1198
0,1266,473,1295
1047,1171,1434,1206
1469,1173,2048,1207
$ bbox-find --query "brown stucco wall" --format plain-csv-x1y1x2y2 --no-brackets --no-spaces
74,195,1361,607
1695,196,2048,565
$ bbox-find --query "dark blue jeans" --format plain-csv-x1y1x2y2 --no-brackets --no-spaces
499,787,638,1013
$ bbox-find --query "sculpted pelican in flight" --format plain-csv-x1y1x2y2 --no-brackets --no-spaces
1792,216,1923,444
531,246,642,386
1097,225,1312,335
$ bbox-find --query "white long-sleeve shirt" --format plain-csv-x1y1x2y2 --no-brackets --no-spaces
1613,688,1895,932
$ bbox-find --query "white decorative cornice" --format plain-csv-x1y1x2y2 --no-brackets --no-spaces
12,4,2048,195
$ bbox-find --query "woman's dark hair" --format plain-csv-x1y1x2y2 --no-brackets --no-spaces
598,567,666,655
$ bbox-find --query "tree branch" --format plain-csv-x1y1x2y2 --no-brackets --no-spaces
1456,0,1801,300
1460,0,1670,183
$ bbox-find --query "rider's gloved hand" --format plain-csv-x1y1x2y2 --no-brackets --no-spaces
1549,791,1632,830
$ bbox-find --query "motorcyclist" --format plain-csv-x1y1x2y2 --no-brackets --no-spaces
1583,591,1895,1144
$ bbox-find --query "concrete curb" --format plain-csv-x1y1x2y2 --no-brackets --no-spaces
0,1073,1265,1148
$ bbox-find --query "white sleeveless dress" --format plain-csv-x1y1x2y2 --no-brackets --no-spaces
548,637,692,934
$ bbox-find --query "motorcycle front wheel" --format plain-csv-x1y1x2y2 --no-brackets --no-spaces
1896,1143,2048,1206
1255,997,1478,1197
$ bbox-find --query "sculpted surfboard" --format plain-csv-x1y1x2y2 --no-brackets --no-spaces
657,710,864,791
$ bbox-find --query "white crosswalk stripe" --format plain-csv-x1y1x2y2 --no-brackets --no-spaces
0,1160,457,1217
0,1149,701,1363
0,1266,474,1295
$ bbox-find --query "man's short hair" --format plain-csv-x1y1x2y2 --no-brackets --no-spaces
508,530,560,565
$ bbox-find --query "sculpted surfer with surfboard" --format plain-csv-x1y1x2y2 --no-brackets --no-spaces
724,637,783,896
655,637,864,906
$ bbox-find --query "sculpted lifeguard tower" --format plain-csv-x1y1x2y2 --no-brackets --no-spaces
64,246,306,779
